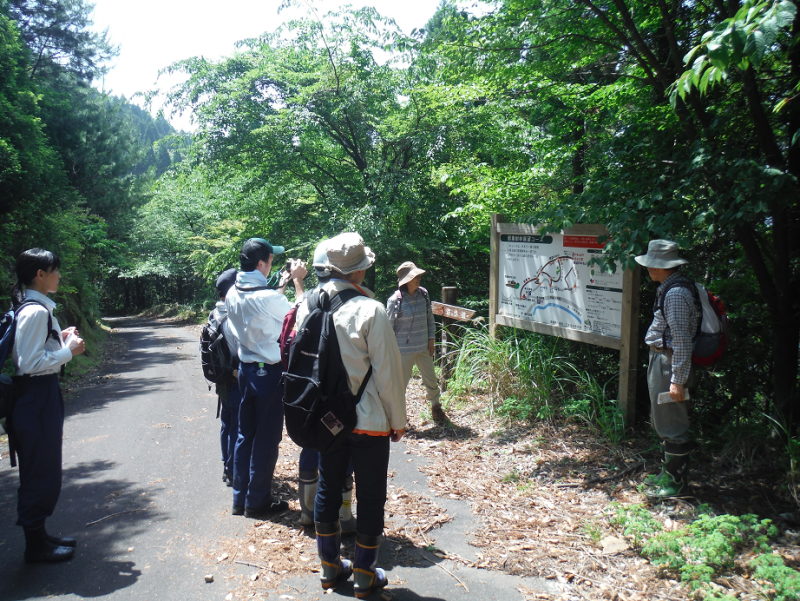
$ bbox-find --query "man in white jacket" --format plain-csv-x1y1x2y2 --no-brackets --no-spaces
225,238,306,518
298,232,405,599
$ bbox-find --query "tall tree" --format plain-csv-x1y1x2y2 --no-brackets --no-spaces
423,0,800,425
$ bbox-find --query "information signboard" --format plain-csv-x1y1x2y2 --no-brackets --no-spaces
498,232,624,339
489,215,640,425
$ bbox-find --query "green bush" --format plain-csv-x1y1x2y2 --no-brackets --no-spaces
610,503,795,598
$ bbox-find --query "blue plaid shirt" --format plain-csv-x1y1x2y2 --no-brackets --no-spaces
644,272,699,385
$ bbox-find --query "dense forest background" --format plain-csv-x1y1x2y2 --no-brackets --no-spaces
1,0,799,439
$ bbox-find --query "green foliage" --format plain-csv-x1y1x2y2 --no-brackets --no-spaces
561,366,626,443
446,324,565,421
672,0,797,104
611,503,795,598
751,553,800,601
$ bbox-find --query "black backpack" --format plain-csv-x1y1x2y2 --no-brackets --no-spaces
0,299,60,467
200,311,239,387
282,288,372,453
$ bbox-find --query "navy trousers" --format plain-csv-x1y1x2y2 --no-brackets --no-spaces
315,433,389,537
299,447,354,476
233,362,284,510
220,379,242,478
12,374,64,528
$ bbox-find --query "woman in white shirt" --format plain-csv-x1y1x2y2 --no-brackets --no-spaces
10,248,84,563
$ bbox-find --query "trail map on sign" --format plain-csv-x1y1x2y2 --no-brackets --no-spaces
499,233,624,339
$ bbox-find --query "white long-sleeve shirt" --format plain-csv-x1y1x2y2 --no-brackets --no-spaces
12,289,72,376
225,270,293,365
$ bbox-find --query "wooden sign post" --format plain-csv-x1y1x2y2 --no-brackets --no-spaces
434,288,477,390
489,213,640,425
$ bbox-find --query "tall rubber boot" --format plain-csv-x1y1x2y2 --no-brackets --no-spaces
315,520,353,590
339,474,357,535
43,522,76,547
24,522,74,563
299,469,318,528
647,441,691,498
353,533,388,599
644,440,666,485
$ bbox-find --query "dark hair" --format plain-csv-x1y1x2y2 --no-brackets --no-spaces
317,275,331,285
12,248,60,308
399,283,409,293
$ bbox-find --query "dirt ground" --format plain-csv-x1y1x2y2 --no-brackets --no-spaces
35,318,796,601
195,368,800,601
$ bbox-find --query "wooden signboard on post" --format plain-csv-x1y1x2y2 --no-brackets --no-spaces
489,214,640,425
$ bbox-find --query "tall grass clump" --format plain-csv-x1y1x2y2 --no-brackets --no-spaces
561,364,627,443
445,324,565,420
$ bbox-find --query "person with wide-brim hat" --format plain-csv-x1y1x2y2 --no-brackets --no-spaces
635,239,699,498
293,232,406,599
386,262,448,424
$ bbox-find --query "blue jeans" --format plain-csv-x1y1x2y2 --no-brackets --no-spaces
315,433,389,536
12,374,64,528
233,362,284,509
220,380,242,478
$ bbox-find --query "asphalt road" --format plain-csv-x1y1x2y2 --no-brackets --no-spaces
0,317,556,601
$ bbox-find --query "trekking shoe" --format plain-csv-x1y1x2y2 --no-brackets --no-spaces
232,504,244,516
431,405,449,424
244,499,289,519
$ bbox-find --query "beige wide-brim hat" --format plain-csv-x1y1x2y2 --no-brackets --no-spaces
397,261,426,287
325,232,375,274
634,239,688,269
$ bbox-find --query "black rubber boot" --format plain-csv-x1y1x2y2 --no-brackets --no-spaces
43,522,76,548
24,523,74,563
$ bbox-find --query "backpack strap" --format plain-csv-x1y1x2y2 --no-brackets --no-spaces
329,288,364,313
15,299,63,376
327,287,373,396
235,283,274,292
16,299,59,344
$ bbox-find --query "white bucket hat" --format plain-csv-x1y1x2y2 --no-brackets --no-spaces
634,239,688,269
325,232,375,274
312,240,331,278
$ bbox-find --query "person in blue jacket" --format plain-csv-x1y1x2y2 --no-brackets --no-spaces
10,248,85,563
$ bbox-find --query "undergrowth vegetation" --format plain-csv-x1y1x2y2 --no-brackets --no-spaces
444,324,626,442
611,504,800,600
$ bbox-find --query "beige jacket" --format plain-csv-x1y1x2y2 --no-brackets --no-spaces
295,279,406,436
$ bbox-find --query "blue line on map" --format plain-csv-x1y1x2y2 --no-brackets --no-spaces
531,303,581,323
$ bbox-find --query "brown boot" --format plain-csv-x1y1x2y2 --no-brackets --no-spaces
431,405,448,423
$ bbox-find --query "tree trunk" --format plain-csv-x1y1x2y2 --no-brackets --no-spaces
572,120,585,194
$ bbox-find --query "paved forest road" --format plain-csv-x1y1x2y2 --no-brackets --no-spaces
0,318,555,601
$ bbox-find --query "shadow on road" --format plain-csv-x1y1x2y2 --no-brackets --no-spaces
0,459,167,601
63,319,197,419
